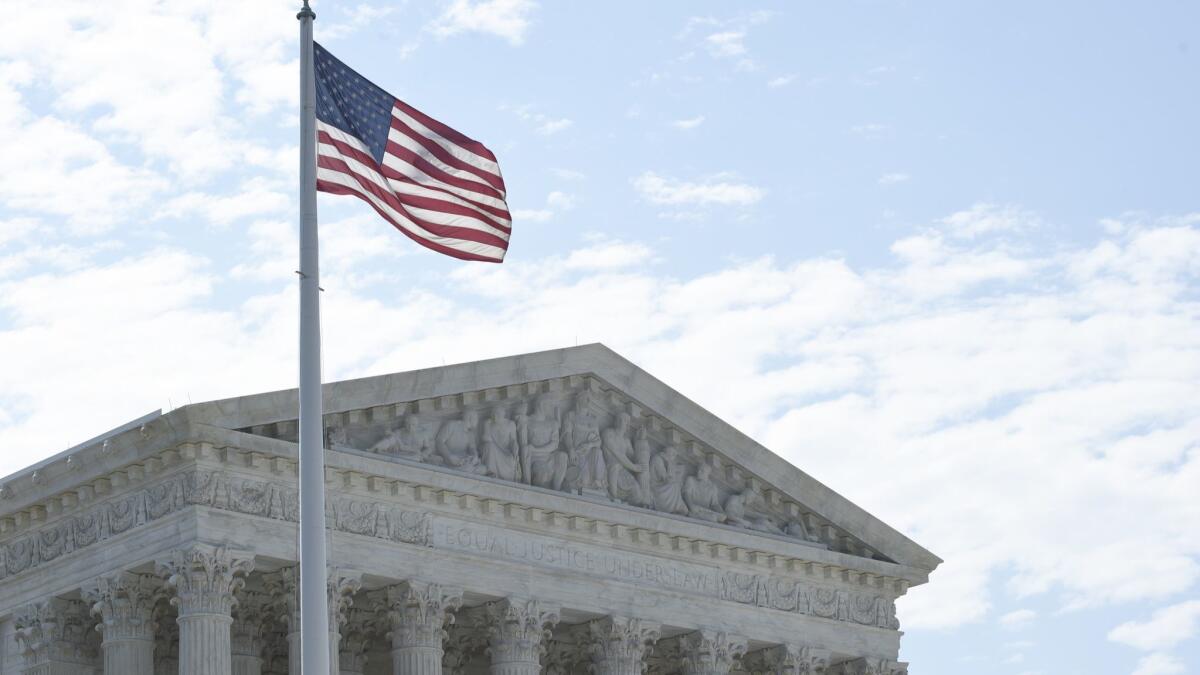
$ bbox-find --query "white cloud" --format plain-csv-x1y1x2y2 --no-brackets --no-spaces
705,31,748,58
671,116,706,130
1109,600,1200,652
767,75,796,88
430,0,538,46
851,123,889,139
999,609,1037,630
942,203,1034,239
504,104,573,136
512,191,575,224
633,171,765,207
550,168,586,181
879,172,911,186
1132,653,1186,675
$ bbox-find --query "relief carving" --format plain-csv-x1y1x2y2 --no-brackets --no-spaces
0,468,431,582
311,381,861,556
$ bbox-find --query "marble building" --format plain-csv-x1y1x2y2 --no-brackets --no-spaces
0,344,940,674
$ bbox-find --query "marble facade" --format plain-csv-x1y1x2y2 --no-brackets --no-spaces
0,345,939,674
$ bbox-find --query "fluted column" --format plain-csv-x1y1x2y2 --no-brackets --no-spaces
336,610,373,675
264,567,301,675
482,597,560,675
678,630,747,675
744,644,832,674
266,566,362,675
328,570,363,675
82,572,161,675
232,590,271,675
585,616,660,675
157,545,254,675
379,581,463,675
13,598,100,675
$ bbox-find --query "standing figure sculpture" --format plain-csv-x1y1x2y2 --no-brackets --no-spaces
480,406,520,482
603,413,648,506
433,410,486,474
563,389,605,493
518,395,569,491
682,463,726,522
649,444,687,515
369,414,435,461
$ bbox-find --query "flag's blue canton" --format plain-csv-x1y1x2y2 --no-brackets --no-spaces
313,42,395,165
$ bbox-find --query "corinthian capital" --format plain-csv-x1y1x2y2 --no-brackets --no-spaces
155,545,254,617
679,629,747,675
483,597,561,665
743,644,832,674
587,616,661,672
379,580,464,649
329,569,364,630
81,571,162,642
14,598,99,666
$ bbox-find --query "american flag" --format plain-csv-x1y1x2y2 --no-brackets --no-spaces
314,43,511,262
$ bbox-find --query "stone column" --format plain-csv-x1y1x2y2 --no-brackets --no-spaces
13,598,99,675
379,581,463,675
157,545,254,675
585,616,660,675
678,630,747,675
336,610,373,675
82,572,161,675
232,590,271,675
328,570,364,675
744,644,832,674
263,567,300,675
266,566,361,675
482,597,560,675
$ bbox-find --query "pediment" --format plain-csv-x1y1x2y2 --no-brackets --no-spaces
186,344,939,573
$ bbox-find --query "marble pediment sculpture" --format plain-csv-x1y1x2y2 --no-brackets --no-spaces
0,344,938,674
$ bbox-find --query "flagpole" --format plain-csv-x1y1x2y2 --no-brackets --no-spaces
296,1,331,673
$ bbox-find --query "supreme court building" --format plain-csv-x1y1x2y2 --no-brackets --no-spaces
0,345,939,675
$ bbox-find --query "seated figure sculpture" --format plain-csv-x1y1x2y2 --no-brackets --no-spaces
518,395,569,491
682,462,726,522
649,444,687,515
603,413,649,506
433,409,486,475
480,406,520,482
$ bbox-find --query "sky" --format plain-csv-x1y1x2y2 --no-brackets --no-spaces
0,1,1197,673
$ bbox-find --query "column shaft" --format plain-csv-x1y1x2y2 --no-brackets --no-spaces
178,614,235,673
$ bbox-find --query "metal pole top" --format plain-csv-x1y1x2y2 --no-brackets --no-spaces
297,0,315,20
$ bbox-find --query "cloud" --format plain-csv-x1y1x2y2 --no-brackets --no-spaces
550,168,586,181
430,0,538,46
504,104,573,135
879,173,911,186
1108,600,1200,652
671,116,706,130
999,609,1037,630
942,203,1035,239
512,191,575,224
851,123,889,139
633,171,765,207
686,11,773,71
767,75,796,88
1132,653,1186,675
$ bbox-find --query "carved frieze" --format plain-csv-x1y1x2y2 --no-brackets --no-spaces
0,468,431,582
297,379,879,557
